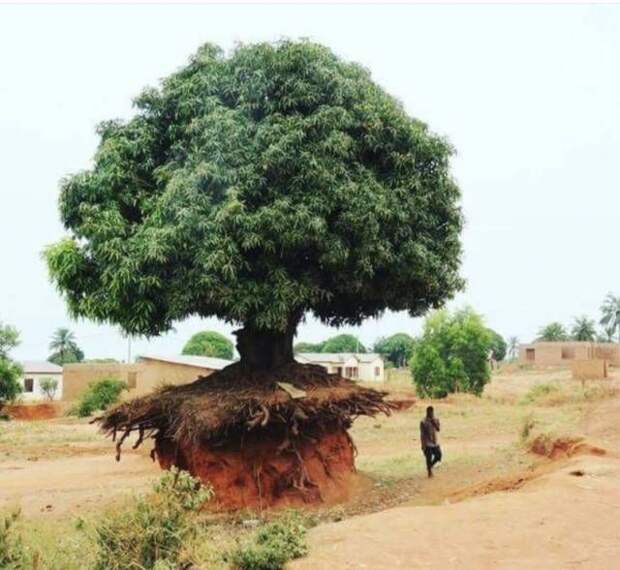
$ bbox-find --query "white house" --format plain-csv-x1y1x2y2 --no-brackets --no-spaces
18,361,63,401
296,353,385,382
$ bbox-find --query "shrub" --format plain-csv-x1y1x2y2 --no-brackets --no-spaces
229,516,308,570
72,378,128,417
0,509,28,569
411,308,492,398
93,468,213,570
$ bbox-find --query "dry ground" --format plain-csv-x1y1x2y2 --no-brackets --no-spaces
0,365,618,568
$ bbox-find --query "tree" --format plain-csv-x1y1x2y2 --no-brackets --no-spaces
182,331,234,360
600,293,620,342
48,328,84,365
45,41,463,505
410,308,492,398
293,341,324,353
536,322,568,342
45,40,463,372
321,334,366,354
570,316,596,342
507,336,519,360
487,329,507,361
39,377,59,401
0,322,22,407
0,322,20,360
374,333,415,367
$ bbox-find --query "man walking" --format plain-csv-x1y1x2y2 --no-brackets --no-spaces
420,406,442,478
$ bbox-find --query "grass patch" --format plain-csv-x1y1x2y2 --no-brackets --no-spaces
520,383,560,405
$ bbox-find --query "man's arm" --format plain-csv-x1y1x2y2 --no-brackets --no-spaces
432,418,440,431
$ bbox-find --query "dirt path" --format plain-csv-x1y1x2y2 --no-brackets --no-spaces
0,451,159,517
291,393,620,569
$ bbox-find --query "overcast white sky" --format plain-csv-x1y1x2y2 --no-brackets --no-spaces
1,3,619,361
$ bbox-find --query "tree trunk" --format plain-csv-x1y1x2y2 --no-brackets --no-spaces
234,318,299,370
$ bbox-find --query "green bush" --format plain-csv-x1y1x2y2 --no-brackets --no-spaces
229,517,308,570
410,308,492,398
93,468,213,570
72,378,128,418
0,509,28,569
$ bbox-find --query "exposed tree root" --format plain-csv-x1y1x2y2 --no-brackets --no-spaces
95,362,395,508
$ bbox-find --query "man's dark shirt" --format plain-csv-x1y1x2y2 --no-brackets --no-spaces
420,417,440,448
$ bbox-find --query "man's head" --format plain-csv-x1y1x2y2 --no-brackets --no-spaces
426,405,434,418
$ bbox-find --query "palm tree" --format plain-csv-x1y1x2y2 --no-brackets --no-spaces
507,336,519,360
48,328,82,364
570,316,596,341
536,322,568,342
600,293,620,343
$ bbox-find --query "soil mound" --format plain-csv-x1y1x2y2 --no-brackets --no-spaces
156,424,356,509
5,403,59,420
97,362,394,508
529,435,606,459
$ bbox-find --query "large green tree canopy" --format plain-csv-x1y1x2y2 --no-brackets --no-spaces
46,41,463,367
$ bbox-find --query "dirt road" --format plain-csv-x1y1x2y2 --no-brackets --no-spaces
291,394,620,570
0,450,158,516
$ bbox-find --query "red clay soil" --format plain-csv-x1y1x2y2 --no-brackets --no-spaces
529,435,606,459
155,426,356,510
5,403,60,420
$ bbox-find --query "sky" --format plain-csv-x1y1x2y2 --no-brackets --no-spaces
1,3,619,362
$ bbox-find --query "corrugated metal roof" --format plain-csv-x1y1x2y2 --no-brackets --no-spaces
138,354,233,370
296,353,382,364
20,361,63,374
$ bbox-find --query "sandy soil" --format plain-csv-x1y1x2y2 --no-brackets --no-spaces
291,393,620,570
0,436,159,516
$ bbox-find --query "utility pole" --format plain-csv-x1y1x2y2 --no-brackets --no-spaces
127,335,132,364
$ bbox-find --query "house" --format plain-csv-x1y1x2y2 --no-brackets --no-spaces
62,354,232,401
18,361,63,401
519,341,620,367
296,353,385,382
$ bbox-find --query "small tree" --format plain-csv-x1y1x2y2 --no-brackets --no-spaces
411,308,492,398
487,329,507,361
321,334,366,353
182,331,234,360
39,377,59,401
570,316,596,341
536,322,568,342
374,333,415,367
600,293,620,342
